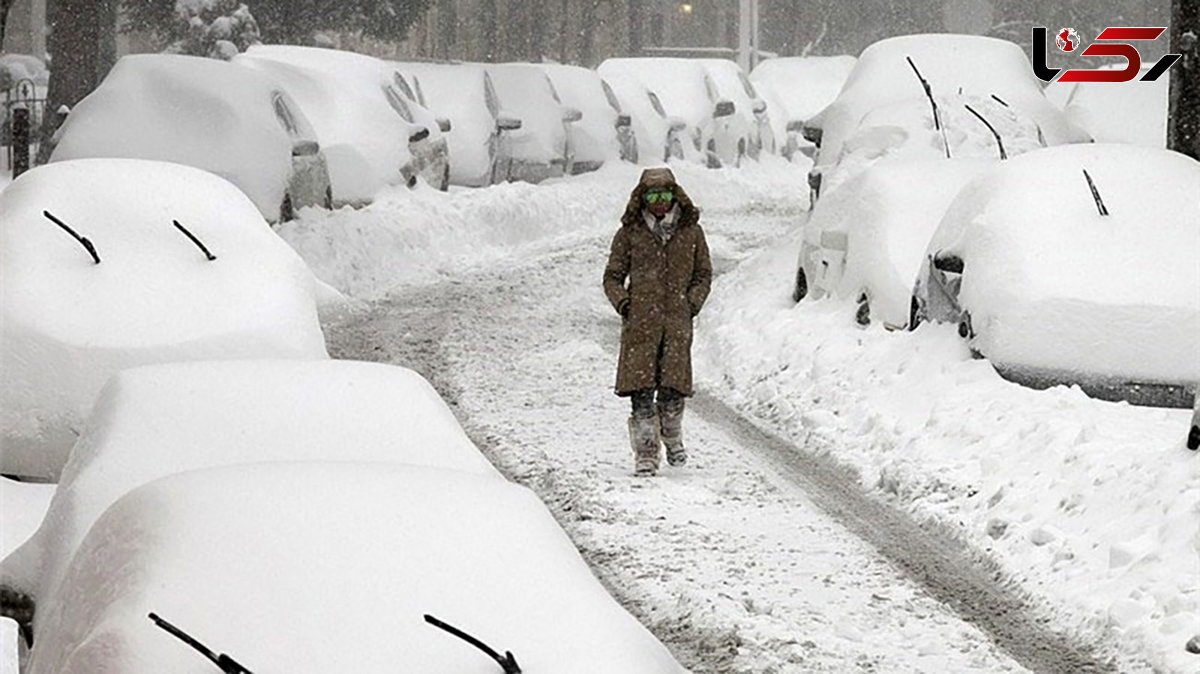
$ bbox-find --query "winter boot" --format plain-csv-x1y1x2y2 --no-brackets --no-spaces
628,414,660,476
658,398,687,467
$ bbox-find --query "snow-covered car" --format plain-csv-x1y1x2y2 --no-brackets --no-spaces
793,158,993,329
27,464,685,673
598,66,688,164
698,58,771,158
396,61,518,187
804,34,1091,202
485,63,579,183
0,360,499,629
536,62,635,172
0,159,328,480
911,144,1200,407
234,46,445,204
750,55,856,161
1189,397,1200,450
599,57,743,167
1061,67,1168,148
49,54,332,223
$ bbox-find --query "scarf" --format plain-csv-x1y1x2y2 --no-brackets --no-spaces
643,205,680,244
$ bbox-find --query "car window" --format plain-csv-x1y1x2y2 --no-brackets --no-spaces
738,71,757,99
601,79,622,113
703,73,719,101
546,76,563,104
483,73,500,117
271,92,300,138
413,76,427,107
382,85,414,123
393,72,416,101
647,90,666,117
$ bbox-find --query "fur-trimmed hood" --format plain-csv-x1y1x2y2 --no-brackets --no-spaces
620,167,699,230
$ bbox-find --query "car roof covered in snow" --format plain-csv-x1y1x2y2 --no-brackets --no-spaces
50,53,312,220
29,463,685,674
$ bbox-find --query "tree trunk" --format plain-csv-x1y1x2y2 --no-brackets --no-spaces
1168,0,1199,160
627,0,641,56
480,0,497,61
436,0,457,59
39,0,117,163
0,0,11,51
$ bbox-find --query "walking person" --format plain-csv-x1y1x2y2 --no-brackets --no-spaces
604,167,712,476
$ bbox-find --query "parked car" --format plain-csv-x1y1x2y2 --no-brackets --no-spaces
803,34,1091,203
0,359,499,632
597,66,689,164
1061,65,1168,148
698,58,771,158
27,464,686,673
49,54,331,222
911,144,1200,407
599,57,742,167
792,158,993,329
536,62,635,172
750,55,856,161
234,46,445,204
396,61,518,187
0,159,328,480
485,63,579,183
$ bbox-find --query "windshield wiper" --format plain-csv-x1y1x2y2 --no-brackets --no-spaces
424,614,521,673
148,612,254,674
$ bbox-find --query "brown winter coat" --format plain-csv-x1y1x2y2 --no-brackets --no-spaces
604,168,713,397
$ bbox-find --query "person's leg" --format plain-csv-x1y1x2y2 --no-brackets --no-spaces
656,387,687,466
628,388,660,476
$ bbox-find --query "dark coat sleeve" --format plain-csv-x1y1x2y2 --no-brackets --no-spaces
603,227,631,315
687,226,713,316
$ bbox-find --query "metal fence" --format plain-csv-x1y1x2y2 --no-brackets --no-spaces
3,78,48,175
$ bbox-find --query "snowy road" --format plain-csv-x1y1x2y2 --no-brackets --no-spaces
320,184,1118,672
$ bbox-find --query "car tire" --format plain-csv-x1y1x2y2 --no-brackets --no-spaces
855,293,871,327
279,192,295,223
441,165,450,191
1188,424,1199,450
792,266,808,302
908,296,921,331
323,186,333,210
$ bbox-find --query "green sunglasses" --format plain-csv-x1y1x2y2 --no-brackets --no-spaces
643,190,675,205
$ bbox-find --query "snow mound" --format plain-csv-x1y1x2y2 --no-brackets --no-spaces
1,359,498,618
29,463,685,673
0,479,54,562
0,159,327,480
927,143,1200,385
1063,76,1168,148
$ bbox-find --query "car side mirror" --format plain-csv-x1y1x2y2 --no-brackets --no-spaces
801,123,822,146
932,251,964,274
291,139,320,157
714,100,735,118
752,99,766,114
409,127,430,144
562,107,583,123
616,113,631,128
437,117,452,133
497,115,522,132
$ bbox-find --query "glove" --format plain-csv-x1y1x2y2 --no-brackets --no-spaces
617,298,630,318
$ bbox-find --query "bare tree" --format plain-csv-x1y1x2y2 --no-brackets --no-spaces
0,0,17,48
39,0,117,161
1169,0,1199,160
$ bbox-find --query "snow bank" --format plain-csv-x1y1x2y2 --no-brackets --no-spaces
800,158,992,327
49,54,299,220
234,46,415,204
697,198,1200,673
814,34,1090,180
538,63,622,167
487,64,568,166
1,359,498,616
396,61,498,187
0,159,327,480
927,143,1200,385
29,463,685,673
